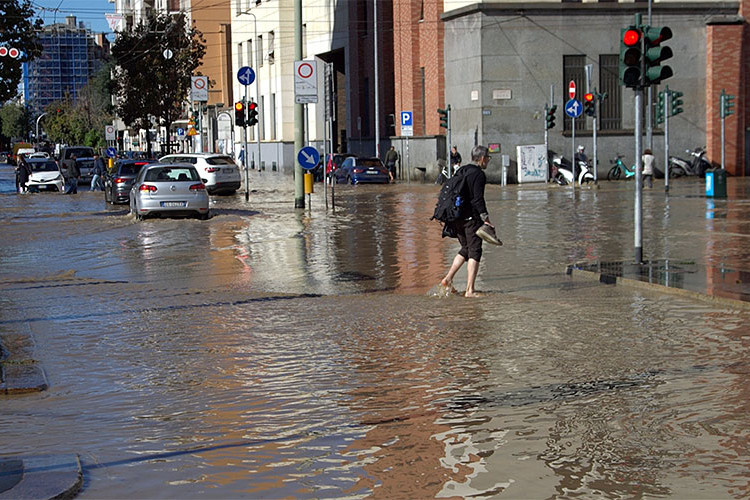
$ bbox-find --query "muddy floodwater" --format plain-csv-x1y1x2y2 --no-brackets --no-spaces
2,162,750,499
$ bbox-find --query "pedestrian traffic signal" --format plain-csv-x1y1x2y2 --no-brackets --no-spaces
234,101,246,127
670,90,684,117
583,93,595,117
642,25,673,86
545,104,557,130
721,89,735,118
438,107,449,129
620,26,642,88
656,90,665,125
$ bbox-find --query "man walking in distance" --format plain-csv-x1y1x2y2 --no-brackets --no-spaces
63,154,80,194
384,146,399,182
440,145,495,297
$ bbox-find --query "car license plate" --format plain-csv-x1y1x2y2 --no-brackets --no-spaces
161,201,186,207
366,170,378,174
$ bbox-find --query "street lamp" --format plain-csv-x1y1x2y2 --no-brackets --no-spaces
240,9,261,180
35,112,47,142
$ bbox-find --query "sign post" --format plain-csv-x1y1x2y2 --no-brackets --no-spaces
565,95,582,186
237,66,255,202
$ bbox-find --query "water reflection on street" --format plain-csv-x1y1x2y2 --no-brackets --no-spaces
2,162,750,498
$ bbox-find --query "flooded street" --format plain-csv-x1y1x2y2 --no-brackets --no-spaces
2,161,750,498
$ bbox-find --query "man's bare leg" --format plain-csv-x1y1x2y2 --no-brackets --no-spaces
441,254,466,288
464,258,481,297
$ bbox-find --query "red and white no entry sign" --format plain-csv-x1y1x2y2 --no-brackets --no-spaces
568,80,576,99
297,62,314,79
0,47,7,57
8,48,19,58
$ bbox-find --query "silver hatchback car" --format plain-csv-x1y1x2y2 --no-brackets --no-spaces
129,164,210,220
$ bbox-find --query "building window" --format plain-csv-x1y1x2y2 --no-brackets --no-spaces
268,31,274,64
260,95,265,140
420,67,426,133
302,24,307,58
257,35,263,67
168,0,179,12
251,40,253,68
563,55,586,132
237,42,243,68
599,54,622,130
271,92,276,140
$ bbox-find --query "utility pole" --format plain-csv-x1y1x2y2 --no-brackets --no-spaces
294,0,304,208
373,0,380,158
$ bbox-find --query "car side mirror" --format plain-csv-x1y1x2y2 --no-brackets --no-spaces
201,178,208,183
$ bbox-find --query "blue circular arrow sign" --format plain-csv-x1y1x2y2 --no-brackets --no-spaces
297,146,320,170
237,66,255,86
565,98,582,118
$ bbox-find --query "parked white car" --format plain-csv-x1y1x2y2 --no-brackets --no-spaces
158,153,241,195
25,158,65,192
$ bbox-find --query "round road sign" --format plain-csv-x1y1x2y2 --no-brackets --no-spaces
297,62,314,79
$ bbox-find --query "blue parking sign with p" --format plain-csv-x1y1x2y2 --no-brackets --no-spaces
401,111,413,127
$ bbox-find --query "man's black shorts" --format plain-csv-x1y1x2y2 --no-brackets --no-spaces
451,218,484,262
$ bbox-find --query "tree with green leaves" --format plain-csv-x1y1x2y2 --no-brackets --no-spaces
112,13,206,156
0,0,42,103
0,103,32,141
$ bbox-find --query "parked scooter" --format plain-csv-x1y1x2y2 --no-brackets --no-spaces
548,149,594,185
669,147,711,178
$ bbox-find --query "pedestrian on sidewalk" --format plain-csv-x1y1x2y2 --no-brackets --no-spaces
384,146,399,182
440,145,495,298
63,155,80,194
642,149,655,188
450,146,462,176
91,153,106,191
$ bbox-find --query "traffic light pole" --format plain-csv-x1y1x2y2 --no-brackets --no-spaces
243,89,249,202
634,88,644,263
721,93,726,170
592,90,598,183
664,88,670,193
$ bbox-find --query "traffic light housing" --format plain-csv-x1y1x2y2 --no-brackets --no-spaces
234,101,245,127
642,25,673,86
620,27,642,88
438,107,449,129
247,101,258,126
583,93,595,117
656,90,665,125
670,90,684,117
721,90,735,118
545,104,557,130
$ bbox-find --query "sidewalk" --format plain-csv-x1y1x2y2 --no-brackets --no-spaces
0,455,82,500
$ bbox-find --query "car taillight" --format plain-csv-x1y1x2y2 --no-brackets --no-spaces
205,167,219,173
114,177,127,183
139,184,157,192
189,183,206,191
353,168,364,173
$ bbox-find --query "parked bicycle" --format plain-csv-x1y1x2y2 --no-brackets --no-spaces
607,155,635,181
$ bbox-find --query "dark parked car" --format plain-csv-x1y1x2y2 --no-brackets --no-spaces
75,157,96,183
334,157,390,185
104,159,154,204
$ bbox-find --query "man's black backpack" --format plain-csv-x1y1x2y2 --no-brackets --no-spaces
431,168,467,224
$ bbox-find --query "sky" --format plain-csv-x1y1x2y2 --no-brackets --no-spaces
32,0,115,36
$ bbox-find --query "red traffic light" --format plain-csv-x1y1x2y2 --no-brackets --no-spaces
584,93,594,103
623,29,640,46
234,102,244,112
248,102,257,111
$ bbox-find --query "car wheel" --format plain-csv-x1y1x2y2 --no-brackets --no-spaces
199,212,210,221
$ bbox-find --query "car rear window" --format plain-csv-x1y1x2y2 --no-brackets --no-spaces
31,161,58,172
206,156,237,166
64,148,94,159
119,164,143,176
144,167,199,182
360,159,383,168
77,159,94,168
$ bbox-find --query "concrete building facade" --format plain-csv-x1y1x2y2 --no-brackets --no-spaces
441,1,747,180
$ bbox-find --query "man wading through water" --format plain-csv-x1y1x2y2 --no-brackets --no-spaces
440,145,498,297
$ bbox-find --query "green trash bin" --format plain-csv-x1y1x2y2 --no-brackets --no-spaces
706,169,727,198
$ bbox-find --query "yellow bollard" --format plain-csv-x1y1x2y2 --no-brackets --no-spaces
108,157,114,173
304,172,314,194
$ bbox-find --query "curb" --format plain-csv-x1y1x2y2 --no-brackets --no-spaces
0,454,82,500
0,332,48,395
567,266,750,311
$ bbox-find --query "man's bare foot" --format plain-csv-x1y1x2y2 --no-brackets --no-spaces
440,278,451,288
464,291,483,297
